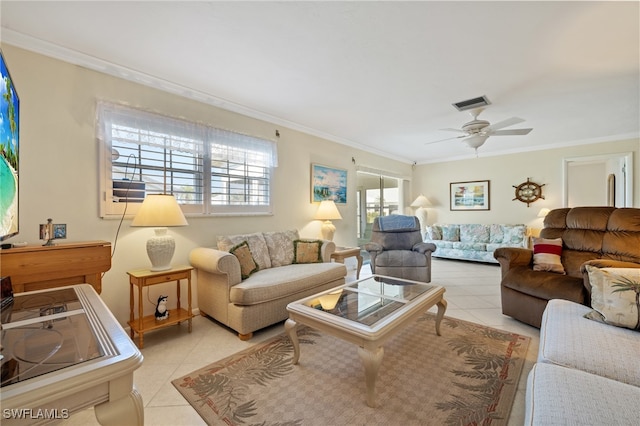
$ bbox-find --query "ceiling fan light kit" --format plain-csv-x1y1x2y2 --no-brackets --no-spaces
426,99,533,153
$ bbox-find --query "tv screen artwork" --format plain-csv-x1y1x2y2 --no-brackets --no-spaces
0,50,19,241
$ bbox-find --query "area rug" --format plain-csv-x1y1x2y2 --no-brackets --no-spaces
172,314,530,426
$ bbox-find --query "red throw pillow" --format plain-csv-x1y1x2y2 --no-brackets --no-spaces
532,237,565,274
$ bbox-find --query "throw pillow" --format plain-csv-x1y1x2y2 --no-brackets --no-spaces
293,239,323,264
426,225,442,240
229,241,259,279
532,237,565,274
217,232,272,270
441,225,460,242
585,266,640,331
263,230,299,267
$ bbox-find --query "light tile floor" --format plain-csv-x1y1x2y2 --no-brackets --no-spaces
64,258,539,425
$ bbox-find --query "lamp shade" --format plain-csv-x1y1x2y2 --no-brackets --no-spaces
410,195,431,208
131,194,188,227
131,194,188,271
537,208,551,218
314,200,343,221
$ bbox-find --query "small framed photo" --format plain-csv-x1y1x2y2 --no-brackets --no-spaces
53,224,67,239
311,163,347,204
450,180,490,211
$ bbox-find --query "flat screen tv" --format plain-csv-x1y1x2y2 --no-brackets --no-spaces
0,49,19,241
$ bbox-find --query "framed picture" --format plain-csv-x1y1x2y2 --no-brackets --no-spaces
450,180,490,211
311,163,347,204
53,224,67,239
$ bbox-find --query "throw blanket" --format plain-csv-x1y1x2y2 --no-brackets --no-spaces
378,215,416,231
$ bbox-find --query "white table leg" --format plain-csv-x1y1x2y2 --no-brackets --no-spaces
435,298,447,336
285,318,300,365
358,346,384,408
94,387,143,426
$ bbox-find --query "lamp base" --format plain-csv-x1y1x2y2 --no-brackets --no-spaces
320,220,336,241
146,228,175,271
415,207,429,235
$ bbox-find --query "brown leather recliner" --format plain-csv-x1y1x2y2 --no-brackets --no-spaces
494,207,640,328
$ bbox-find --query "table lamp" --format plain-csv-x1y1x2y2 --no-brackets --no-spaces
537,208,550,218
411,194,431,234
314,200,342,241
131,194,188,271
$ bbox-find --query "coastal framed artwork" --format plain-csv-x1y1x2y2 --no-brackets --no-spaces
450,180,490,211
311,164,347,204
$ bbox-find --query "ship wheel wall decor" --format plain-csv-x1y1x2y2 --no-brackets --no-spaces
513,178,545,207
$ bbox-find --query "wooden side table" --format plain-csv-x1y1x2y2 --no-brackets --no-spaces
127,265,194,348
331,247,363,279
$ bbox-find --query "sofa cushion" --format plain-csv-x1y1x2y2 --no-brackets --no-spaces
585,266,640,330
451,242,487,251
532,237,565,274
229,263,346,305
293,239,324,264
525,363,640,426
263,230,299,267
229,241,259,280
426,225,442,240
441,225,460,241
502,266,584,303
502,225,527,245
538,299,640,386
489,224,504,243
460,224,490,243
373,250,428,267
218,232,272,270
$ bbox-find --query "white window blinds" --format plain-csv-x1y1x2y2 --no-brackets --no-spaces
97,102,277,217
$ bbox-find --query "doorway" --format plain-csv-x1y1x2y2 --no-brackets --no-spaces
563,152,633,207
356,171,402,247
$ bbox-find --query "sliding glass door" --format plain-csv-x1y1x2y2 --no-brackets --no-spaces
356,172,400,247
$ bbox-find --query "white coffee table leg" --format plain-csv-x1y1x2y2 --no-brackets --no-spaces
94,387,143,426
435,298,448,336
358,346,384,408
285,318,300,365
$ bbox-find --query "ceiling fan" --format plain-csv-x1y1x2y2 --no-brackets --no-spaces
426,108,533,152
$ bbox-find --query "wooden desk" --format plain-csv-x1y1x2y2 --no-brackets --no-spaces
331,247,363,279
127,265,194,348
0,241,111,293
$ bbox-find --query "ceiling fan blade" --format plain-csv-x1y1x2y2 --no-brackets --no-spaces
484,117,525,131
424,135,466,145
440,128,466,133
489,128,533,136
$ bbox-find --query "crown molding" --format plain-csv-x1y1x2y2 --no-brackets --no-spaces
1,28,413,164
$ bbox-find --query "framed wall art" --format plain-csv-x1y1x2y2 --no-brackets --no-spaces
450,180,490,211
311,163,347,204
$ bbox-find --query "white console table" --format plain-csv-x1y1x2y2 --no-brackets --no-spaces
1,284,144,425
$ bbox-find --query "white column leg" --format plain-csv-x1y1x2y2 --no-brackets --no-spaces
94,387,143,426
358,346,384,408
284,318,300,365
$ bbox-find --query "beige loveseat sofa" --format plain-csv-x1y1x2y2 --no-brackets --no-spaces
190,230,347,340
525,299,640,424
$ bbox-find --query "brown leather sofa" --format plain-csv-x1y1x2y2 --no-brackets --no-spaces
494,207,640,328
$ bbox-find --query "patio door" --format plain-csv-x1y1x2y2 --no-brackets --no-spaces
356,171,401,247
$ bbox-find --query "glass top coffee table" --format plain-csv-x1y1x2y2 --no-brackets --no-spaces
285,274,447,407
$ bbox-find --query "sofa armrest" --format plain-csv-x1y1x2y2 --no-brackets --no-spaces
494,247,533,279
412,242,436,254
320,240,336,263
189,247,242,286
580,259,640,297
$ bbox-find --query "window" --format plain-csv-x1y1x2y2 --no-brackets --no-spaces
97,102,277,217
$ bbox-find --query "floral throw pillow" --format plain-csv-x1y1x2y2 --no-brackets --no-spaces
532,237,565,274
229,241,259,280
441,225,460,242
585,266,640,331
293,239,323,264
426,226,442,240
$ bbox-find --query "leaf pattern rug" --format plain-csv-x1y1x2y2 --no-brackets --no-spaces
172,313,530,426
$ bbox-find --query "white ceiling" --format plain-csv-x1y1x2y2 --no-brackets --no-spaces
1,1,639,164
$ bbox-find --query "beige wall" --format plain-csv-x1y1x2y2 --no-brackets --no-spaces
412,139,639,233
1,45,411,324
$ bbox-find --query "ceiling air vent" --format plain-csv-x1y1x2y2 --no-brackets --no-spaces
452,95,491,112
